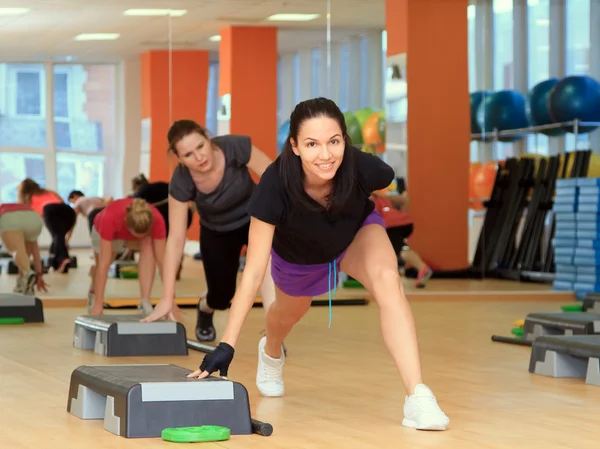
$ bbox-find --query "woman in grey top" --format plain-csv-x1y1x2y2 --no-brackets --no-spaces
143,120,276,342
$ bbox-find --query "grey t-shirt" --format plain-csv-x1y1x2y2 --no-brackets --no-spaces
169,134,255,232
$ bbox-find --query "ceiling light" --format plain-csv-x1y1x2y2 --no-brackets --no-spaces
266,13,320,21
0,8,30,15
123,9,187,17
74,33,120,41
209,35,221,42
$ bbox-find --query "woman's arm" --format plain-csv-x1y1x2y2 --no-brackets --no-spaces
29,242,48,292
94,239,115,305
152,238,166,280
220,217,275,348
247,146,273,178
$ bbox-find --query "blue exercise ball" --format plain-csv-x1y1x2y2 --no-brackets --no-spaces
527,78,565,137
477,90,530,142
549,75,600,134
470,91,492,140
277,120,290,155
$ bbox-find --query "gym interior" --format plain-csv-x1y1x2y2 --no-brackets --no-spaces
1,0,599,447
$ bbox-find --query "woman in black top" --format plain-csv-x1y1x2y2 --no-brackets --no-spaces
188,98,450,432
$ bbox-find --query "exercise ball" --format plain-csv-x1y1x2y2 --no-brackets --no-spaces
353,108,375,128
526,78,564,137
277,120,290,155
378,110,386,142
477,90,529,142
362,112,382,146
549,75,600,134
470,91,492,137
344,112,363,145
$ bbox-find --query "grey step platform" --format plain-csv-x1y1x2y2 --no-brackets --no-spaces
109,261,136,278
529,335,600,386
523,312,600,341
0,294,44,322
73,314,187,357
67,364,272,438
583,293,600,313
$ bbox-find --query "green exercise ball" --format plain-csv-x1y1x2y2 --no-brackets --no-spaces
344,112,363,145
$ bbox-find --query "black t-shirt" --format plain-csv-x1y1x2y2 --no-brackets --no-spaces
133,182,169,205
247,146,395,265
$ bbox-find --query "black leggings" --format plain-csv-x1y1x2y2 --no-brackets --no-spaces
200,222,249,310
43,203,76,269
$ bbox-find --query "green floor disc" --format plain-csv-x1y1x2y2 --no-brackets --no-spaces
511,327,524,337
0,317,24,324
161,425,231,443
561,304,583,312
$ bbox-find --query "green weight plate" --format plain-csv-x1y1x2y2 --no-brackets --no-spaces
161,425,231,443
511,327,524,337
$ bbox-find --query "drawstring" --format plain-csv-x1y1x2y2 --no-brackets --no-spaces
327,259,337,328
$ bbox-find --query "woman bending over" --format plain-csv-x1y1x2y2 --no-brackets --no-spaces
142,120,277,345
88,198,166,315
188,98,449,431
18,178,75,273
0,203,48,295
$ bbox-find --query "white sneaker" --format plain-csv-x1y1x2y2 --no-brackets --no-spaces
256,336,285,397
139,298,154,316
13,276,24,294
402,384,450,431
22,271,37,295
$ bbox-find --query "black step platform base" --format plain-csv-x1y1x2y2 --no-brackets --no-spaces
0,294,44,322
73,314,188,357
529,335,600,386
523,312,600,341
67,364,273,438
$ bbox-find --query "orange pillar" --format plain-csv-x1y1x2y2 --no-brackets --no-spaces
141,49,210,240
218,26,278,167
386,0,470,270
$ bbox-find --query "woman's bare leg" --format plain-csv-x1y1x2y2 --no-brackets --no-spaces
2,231,29,273
339,223,448,430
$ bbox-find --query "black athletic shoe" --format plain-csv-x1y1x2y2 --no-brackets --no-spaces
196,310,216,342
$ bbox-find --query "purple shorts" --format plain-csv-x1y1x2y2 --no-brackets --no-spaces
270,209,386,297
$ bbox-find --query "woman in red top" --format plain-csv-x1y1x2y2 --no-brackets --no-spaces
88,197,167,315
18,178,76,273
0,203,48,295
371,192,432,288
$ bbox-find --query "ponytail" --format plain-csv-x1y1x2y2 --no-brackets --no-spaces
125,198,154,235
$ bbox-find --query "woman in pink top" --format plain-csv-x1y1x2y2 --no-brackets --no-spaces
0,203,48,295
18,178,76,273
88,197,167,315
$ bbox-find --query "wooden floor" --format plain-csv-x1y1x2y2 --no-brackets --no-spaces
2,249,597,448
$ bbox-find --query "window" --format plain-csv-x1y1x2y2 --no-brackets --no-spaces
381,30,387,107
468,4,476,92
0,63,47,148
53,64,116,153
565,0,591,152
493,0,515,159
0,153,46,202
292,53,300,105
565,0,590,76
493,0,514,90
56,153,104,200
205,62,219,135
527,0,550,155
339,43,350,112
311,48,320,98
359,36,369,107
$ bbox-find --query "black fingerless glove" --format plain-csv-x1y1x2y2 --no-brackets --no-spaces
199,342,235,377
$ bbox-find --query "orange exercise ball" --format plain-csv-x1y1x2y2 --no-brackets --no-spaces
473,161,497,200
362,112,384,152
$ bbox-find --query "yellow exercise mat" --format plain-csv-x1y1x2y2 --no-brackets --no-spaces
104,296,369,308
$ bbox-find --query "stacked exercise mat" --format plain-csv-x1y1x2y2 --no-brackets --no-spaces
553,177,600,299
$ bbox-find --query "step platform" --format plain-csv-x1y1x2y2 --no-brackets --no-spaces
0,258,49,275
529,335,600,386
109,261,136,279
583,293,600,313
67,364,272,438
0,294,44,322
73,314,187,357
523,312,600,340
